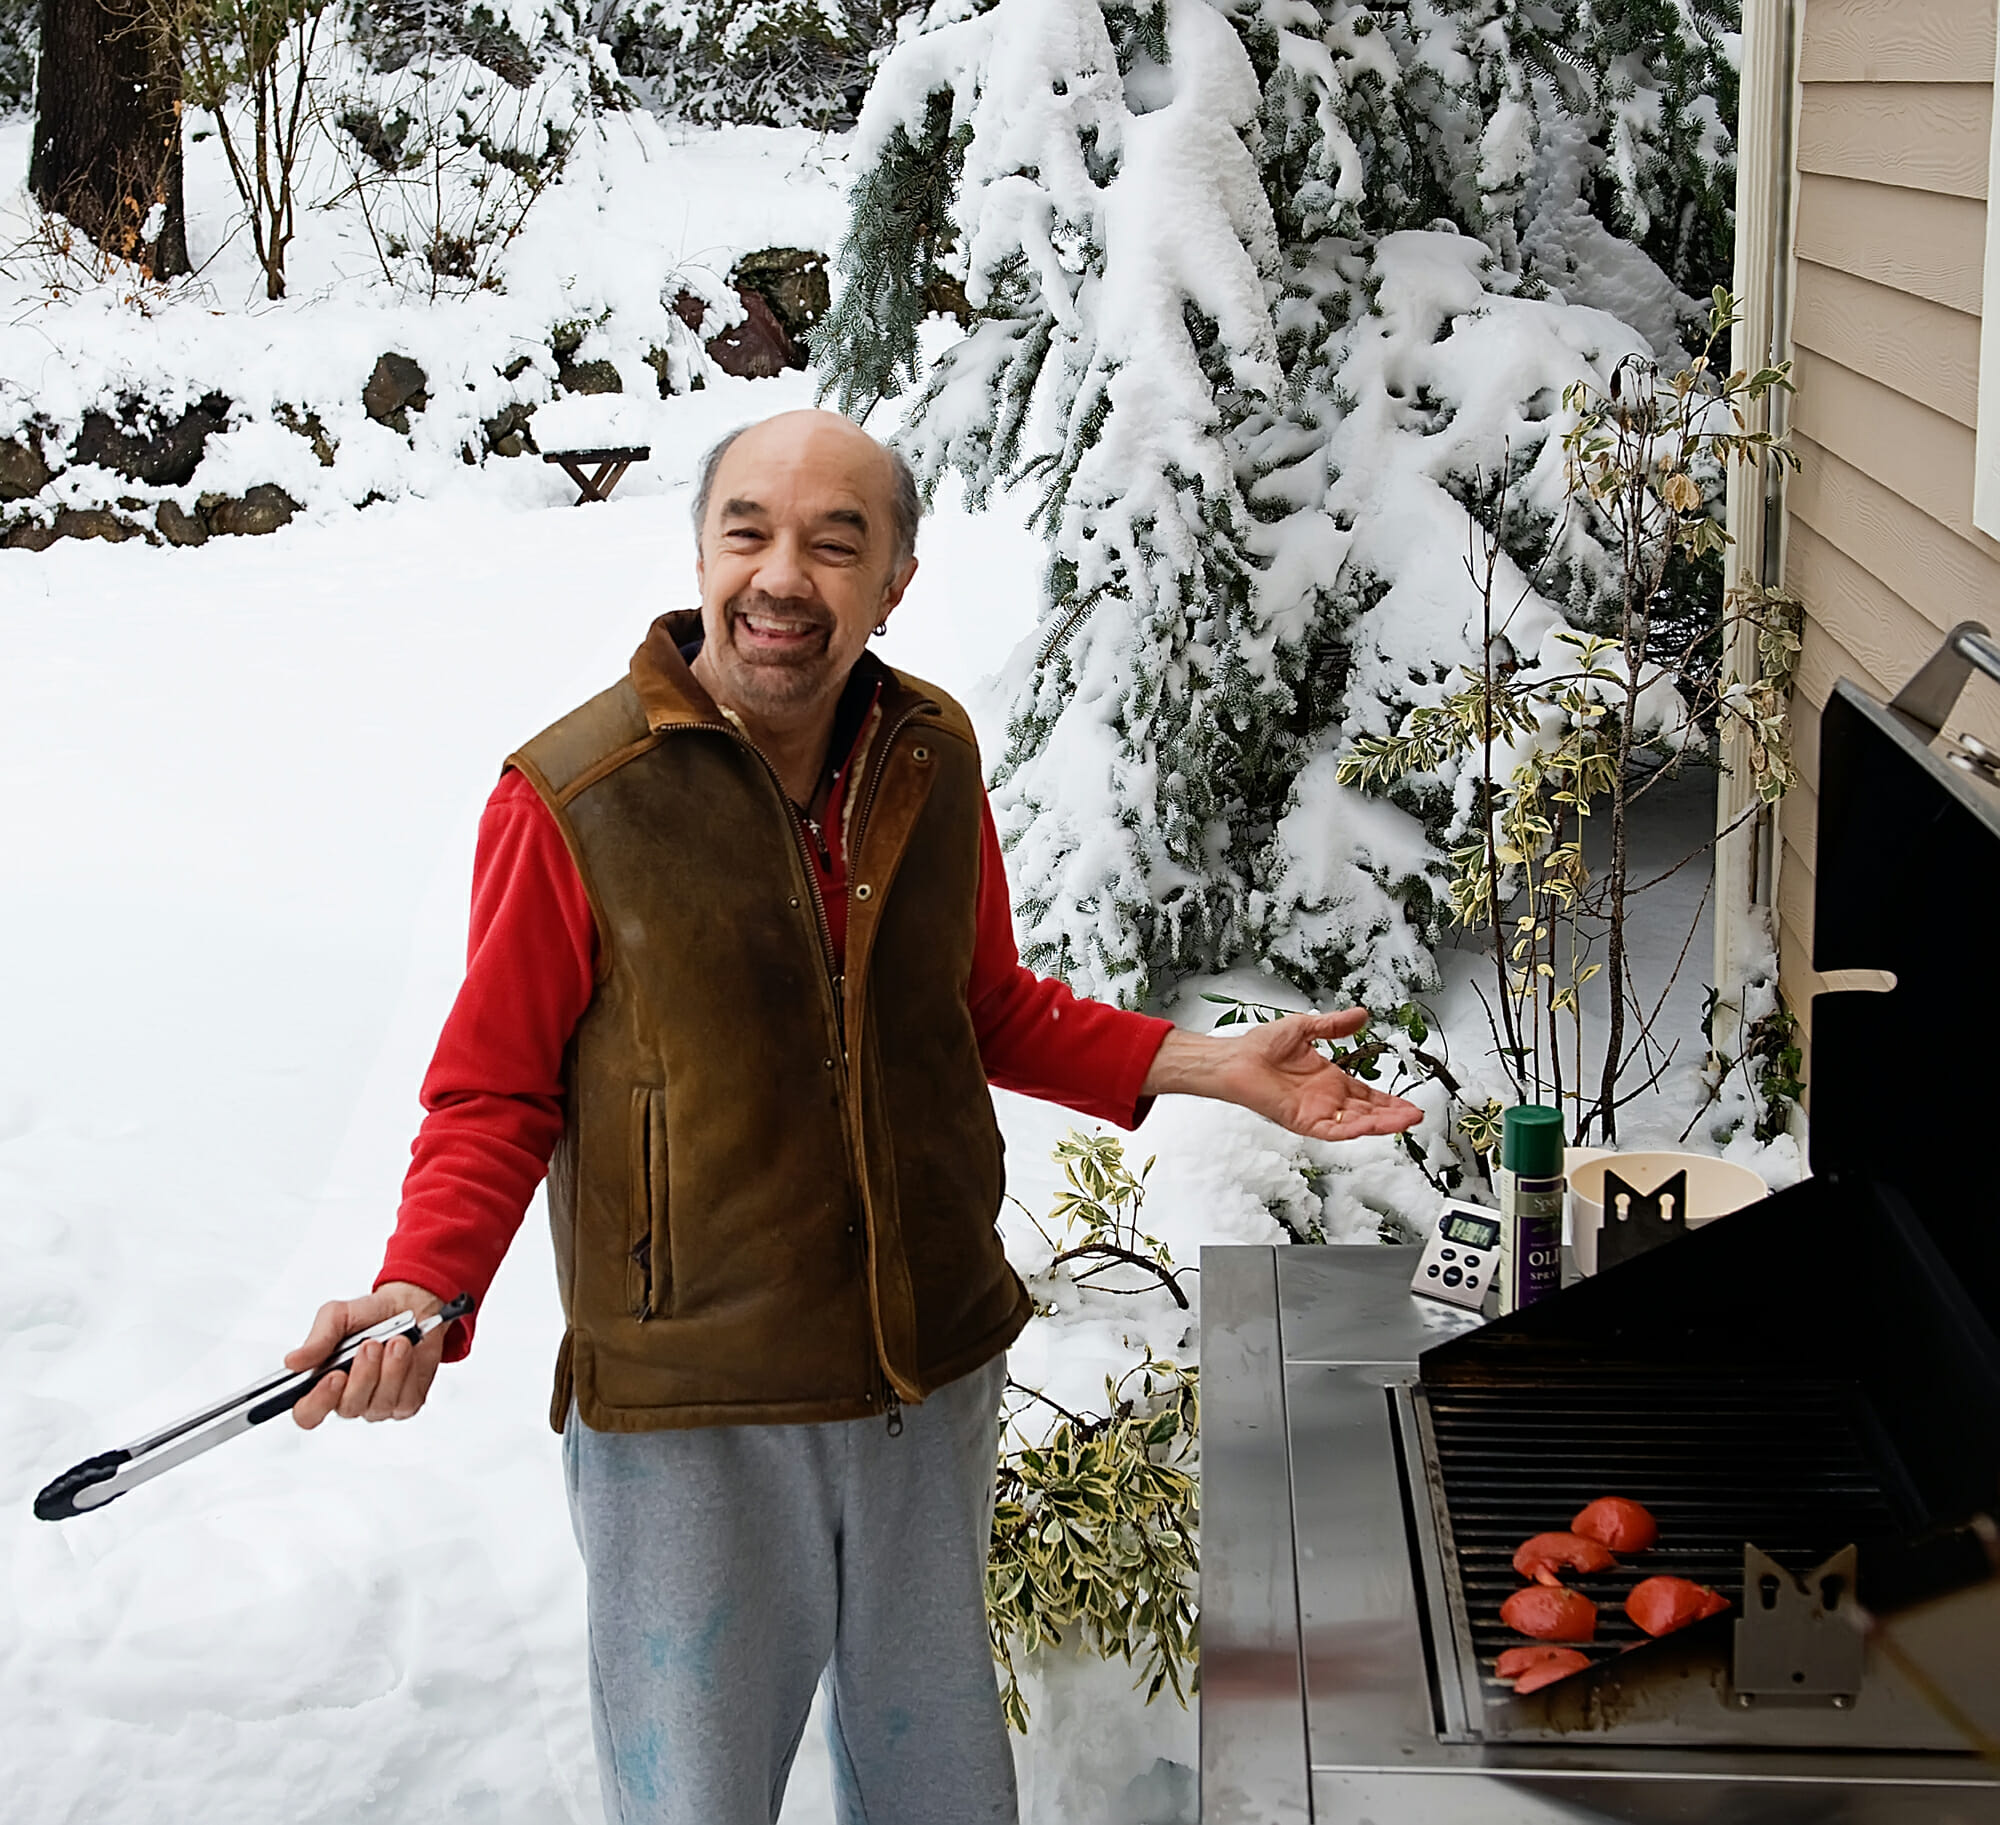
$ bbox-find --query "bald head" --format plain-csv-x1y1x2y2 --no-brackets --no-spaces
693,410,923,573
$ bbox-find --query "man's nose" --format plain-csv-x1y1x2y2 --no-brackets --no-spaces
753,531,815,601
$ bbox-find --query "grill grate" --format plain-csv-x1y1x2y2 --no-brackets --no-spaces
1421,1378,1901,1697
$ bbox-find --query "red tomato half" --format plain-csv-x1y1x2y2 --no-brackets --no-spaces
1513,1531,1619,1585
1571,1496,1660,1554
1625,1575,1730,1637
1501,1583,1598,1642
1513,1648,1594,1694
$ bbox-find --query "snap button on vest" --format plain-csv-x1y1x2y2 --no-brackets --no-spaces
855,883,873,901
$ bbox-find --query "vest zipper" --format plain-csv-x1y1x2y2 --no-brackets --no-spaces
791,816,842,1023
852,696,934,1428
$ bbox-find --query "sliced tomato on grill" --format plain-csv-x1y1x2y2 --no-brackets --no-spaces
1571,1495,1659,1553
1512,1530,1619,1585
1625,1574,1730,1637
1501,1645,1594,1693
1501,1582,1598,1642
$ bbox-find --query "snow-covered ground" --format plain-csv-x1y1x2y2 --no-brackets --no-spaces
0,104,1792,1825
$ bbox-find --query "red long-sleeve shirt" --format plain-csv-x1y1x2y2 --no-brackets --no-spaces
378,764,1172,1357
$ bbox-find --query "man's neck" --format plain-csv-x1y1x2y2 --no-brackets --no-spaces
690,652,842,805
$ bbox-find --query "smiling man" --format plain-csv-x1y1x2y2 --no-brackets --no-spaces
288,409,1419,1825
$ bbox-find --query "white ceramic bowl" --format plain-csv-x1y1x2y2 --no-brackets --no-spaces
1568,1150,1768,1277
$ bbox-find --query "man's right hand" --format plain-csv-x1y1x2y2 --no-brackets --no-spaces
287,1282,448,1429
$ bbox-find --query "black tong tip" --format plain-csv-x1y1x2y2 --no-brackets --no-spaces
34,1449,131,1522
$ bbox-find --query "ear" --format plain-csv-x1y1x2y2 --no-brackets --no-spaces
877,556,917,627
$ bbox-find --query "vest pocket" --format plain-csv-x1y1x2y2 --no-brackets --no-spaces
626,1085,670,1319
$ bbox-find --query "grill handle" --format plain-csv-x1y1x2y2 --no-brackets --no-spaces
1889,621,2000,738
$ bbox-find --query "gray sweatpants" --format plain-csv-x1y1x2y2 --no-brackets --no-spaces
562,1355,1017,1825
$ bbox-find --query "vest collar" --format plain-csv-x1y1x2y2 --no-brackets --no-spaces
631,610,728,730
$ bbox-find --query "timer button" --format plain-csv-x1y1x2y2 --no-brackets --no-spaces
1463,1253,1482,1269
1442,1266,1464,1287
1465,1275,1479,1288
1441,1248,1457,1262
1427,1264,1441,1278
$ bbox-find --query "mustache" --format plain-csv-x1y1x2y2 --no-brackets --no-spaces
725,591,834,634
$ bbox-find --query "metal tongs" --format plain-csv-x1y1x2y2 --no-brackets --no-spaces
32,1293,475,1521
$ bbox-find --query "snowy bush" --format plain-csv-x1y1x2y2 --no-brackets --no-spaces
995,1133,1200,1733
818,0,1738,1012
323,0,634,298
604,0,912,128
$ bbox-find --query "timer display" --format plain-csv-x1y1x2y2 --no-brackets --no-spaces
1443,1211,1500,1250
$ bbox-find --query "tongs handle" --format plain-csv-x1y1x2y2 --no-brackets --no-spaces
33,1293,474,1521
236,1292,476,1426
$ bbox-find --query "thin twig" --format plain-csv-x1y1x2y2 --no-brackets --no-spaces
1623,800,1759,901
1050,1244,1192,1308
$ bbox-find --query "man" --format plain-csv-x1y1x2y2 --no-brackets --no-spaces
289,410,1420,1824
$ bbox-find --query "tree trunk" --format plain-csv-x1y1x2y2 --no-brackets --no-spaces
29,0,189,278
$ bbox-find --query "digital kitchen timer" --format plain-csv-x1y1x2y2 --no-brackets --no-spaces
1411,1200,1501,1310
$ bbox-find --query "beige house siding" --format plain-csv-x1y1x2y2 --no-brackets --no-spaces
1779,0,2000,1039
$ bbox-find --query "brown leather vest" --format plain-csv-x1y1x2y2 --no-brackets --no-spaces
510,612,1031,1433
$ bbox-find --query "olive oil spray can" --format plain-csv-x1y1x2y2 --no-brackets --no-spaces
1495,1104,1564,1315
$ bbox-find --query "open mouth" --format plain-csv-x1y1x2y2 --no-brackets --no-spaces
730,603,832,658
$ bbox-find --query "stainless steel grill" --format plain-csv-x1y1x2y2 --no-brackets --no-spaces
1200,659,2000,1820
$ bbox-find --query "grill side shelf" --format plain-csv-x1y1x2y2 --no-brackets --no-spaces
1392,1382,1485,1741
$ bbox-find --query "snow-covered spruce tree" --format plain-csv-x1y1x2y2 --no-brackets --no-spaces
819,0,1736,1011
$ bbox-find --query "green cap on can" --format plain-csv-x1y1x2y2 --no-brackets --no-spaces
1501,1103,1564,1177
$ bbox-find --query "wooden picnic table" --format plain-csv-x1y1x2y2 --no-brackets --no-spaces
543,445,651,504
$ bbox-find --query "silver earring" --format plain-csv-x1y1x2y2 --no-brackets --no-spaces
874,623,888,637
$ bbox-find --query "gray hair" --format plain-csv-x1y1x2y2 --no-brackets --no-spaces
692,421,923,572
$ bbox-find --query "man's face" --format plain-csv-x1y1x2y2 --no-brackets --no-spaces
694,413,916,723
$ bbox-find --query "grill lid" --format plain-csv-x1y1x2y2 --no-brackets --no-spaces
1811,672,2000,1269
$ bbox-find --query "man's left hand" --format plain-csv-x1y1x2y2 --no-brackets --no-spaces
1141,1008,1424,1141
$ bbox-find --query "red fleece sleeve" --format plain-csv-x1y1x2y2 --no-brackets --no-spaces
969,794,1172,1127
376,770,598,1359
